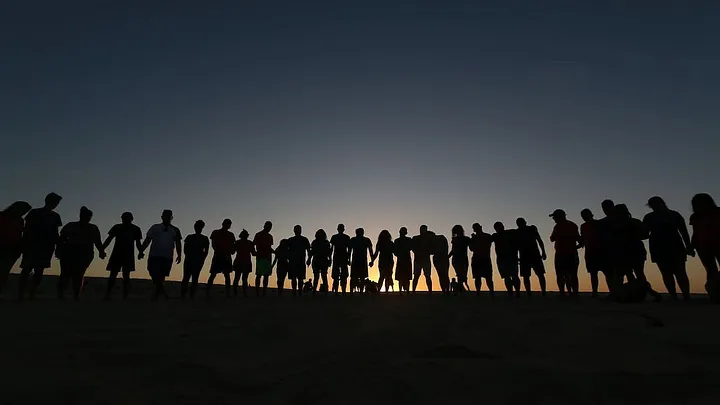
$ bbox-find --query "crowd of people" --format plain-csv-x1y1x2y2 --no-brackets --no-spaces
0,192,719,302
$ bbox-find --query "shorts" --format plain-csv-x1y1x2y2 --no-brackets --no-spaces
210,255,233,274
471,256,493,279
289,260,307,280
256,258,272,276
497,257,518,279
378,259,394,278
277,262,289,279
351,260,368,280
183,260,203,279
332,256,349,279
584,253,602,274
395,259,412,281
520,254,545,277
148,256,173,278
555,253,579,276
414,258,432,277
20,243,55,269
452,257,469,282
233,260,252,274
107,253,136,273
312,263,329,275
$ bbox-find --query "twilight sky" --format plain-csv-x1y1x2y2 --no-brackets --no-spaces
2,0,719,292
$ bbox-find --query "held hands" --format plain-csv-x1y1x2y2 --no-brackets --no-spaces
687,248,696,257
541,253,547,261
306,258,312,266
138,251,145,260
175,256,181,264
369,261,374,267
99,250,107,260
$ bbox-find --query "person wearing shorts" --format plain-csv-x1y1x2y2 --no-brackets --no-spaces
549,209,582,296
182,220,209,299
207,219,235,297
102,212,143,299
19,192,63,300
470,223,494,296
393,227,413,294
412,225,435,293
232,229,255,297
349,228,374,294
139,209,182,300
580,208,610,297
287,225,311,296
330,224,351,295
253,221,274,296
493,222,520,296
515,218,548,296
310,229,332,295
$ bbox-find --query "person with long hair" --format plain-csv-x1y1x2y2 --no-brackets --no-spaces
18,192,62,300
309,229,331,295
690,193,720,284
449,224,471,291
372,230,394,293
393,227,413,294
102,212,143,299
56,206,106,300
469,223,494,296
271,238,289,296
232,229,255,297
0,201,32,294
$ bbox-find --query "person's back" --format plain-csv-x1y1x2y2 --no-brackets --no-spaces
516,225,540,257
433,234,450,267
376,238,394,264
580,219,600,257
311,238,331,263
23,207,62,246
234,238,254,265
689,207,720,253
471,232,493,259
253,230,273,260
210,229,235,257
0,205,27,250
331,233,350,260
185,233,210,263
288,235,310,265
108,222,142,261
147,223,182,260
394,235,412,263
61,221,100,256
643,209,686,260
412,232,435,260
351,236,371,264
493,229,517,260
551,220,580,255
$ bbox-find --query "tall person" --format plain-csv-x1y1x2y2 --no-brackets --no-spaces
433,233,451,295
470,223,494,296
689,193,720,284
580,209,609,297
613,204,661,301
330,224,351,295
288,225,311,296
449,225,471,291
181,220,209,299
19,192,63,300
207,219,236,297
253,221,274,296
309,229,331,295
232,229,255,297
412,225,435,293
348,228,374,294
0,201,31,295
139,209,182,300
271,239,289,295
515,218,548,296
597,199,618,291
393,227,413,294
102,212,142,299
56,206,106,300
549,209,582,296
372,230,394,293
493,222,520,296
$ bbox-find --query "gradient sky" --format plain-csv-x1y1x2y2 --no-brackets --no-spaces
2,1,719,292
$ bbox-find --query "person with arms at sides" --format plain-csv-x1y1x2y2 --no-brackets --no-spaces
18,192,63,300
643,196,694,301
207,219,236,297
0,201,31,295
689,193,720,288
469,223,494,296
271,239,290,296
393,227,413,295
372,230,395,294
348,228,374,294
330,224,351,295
433,232,451,295
449,225,472,291
580,209,609,297
56,206,105,300
139,209,182,300
232,229,255,297
309,229,331,296
181,220,209,299
613,204,661,301
493,222,520,297
597,199,618,292
411,225,435,294
288,225,311,296
549,209,582,296
102,212,142,300
253,221,274,296
515,218,548,296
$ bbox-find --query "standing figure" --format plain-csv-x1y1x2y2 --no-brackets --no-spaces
288,225,311,296
207,219,236,297
232,229,255,297
393,227,413,294
515,218,548,296
0,201,31,295
549,209,582,296
139,209,182,300
449,225,471,291
433,233,451,294
310,229,331,295
580,209,610,297
597,199,618,291
19,192,63,300
613,204,661,301
253,221,274,296
492,222,520,296
181,220,209,299
689,193,720,286
469,223,494,296
56,206,106,300
411,225,435,293
348,228,374,294
330,224,351,295
103,212,142,299
372,230,394,293
271,239,289,295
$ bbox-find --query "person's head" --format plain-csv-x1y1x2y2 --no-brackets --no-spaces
601,199,615,217
161,209,173,224
263,221,273,232
420,225,428,235
356,228,364,237
647,196,667,212
580,208,593,222
194,220,205,233
44,192,62,210
278,238,288,249
4,201,31,217
493,222,504,233
472,223,482,234
399,226,408,237
79,206,93,223
222,219,232,230
615,203,631,219
337,224,345,234
315,228,327,240
516,217,527,228
293,224,302,236
549,209,567,224
451,224,464,237
378,229,391,243
121,212,134,224
239,229,249,240
691,193,717,215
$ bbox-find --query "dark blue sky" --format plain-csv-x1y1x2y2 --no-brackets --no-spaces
2,1,719,290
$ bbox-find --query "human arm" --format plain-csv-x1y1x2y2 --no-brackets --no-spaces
534,227,547,260
174,228,183,264
138,226,153,259
368,242,375,266
101,227,115,251
93,226,106,259
677,213,694,256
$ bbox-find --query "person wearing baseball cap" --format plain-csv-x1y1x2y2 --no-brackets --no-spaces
549,209,582,296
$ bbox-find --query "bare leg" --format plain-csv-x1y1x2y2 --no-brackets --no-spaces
233,272,241,297
242,273,249,296
106,270,119,299
57,266,71,299
590,272,599,297
72,268,86,300
18,267,32,300
291,278,298,296
180,272,190,299
513,276,521,296
660,270,678,300
262,275,268,295
256,275,262,296
475,279,482,295
206,274,216,297
557,274,565,295
523,277,532,296
29,268,45,300
675,266,691,301
277,275,285,296
412,274,420,293
224,273,231,297
538,274,547,296
190,271,199,299
486,277,494,296
322,273,329,295
122,271,131,299
425,275,433,293
341,277,347,295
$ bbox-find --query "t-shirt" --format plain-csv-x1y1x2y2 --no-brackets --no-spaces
60,221,101,256
23,208,62,246
470,232,493,258
233,239,254,264
0,211,24,248
330,233,351,259
515,226,541,256
350,236,372,263
108,223,142,258
253,231,274,260
412,231,436,259
311,239,332,262
493,230,518,260
580,220,600,255
393,236,412,263
612,218,647,260
185,233,210,260
210,229,236,256
451,235,471,258
288,235,310,264
550,220,580,255
146,223,182,259
642,210,688,260
689,208,720,252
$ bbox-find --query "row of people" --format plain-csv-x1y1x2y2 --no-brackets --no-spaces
1,193,719,300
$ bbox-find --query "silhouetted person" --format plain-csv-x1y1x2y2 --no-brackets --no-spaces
433,233,451,295
330,224,351,295
102,212,142,299
393,227,413,294
689,193,720,284
449,277,459,295
549,209,582,296
372,230,394,293
449,225,471,291
19,192,62,300
515,218,547,296
181,220,209,299
580,209,610,297
271,239,289,295
412,225,435,293
348,228,374,294
253,221,274,296
232,229,255,297
207,219,236,297
597,199,618,291
493,222,520,296
309,229,331,296
56,207,105,300
0,201,31,295
469,223,494,296
612,204,660,301
288,225,311,296
643,196,694,301
139,209,182,300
